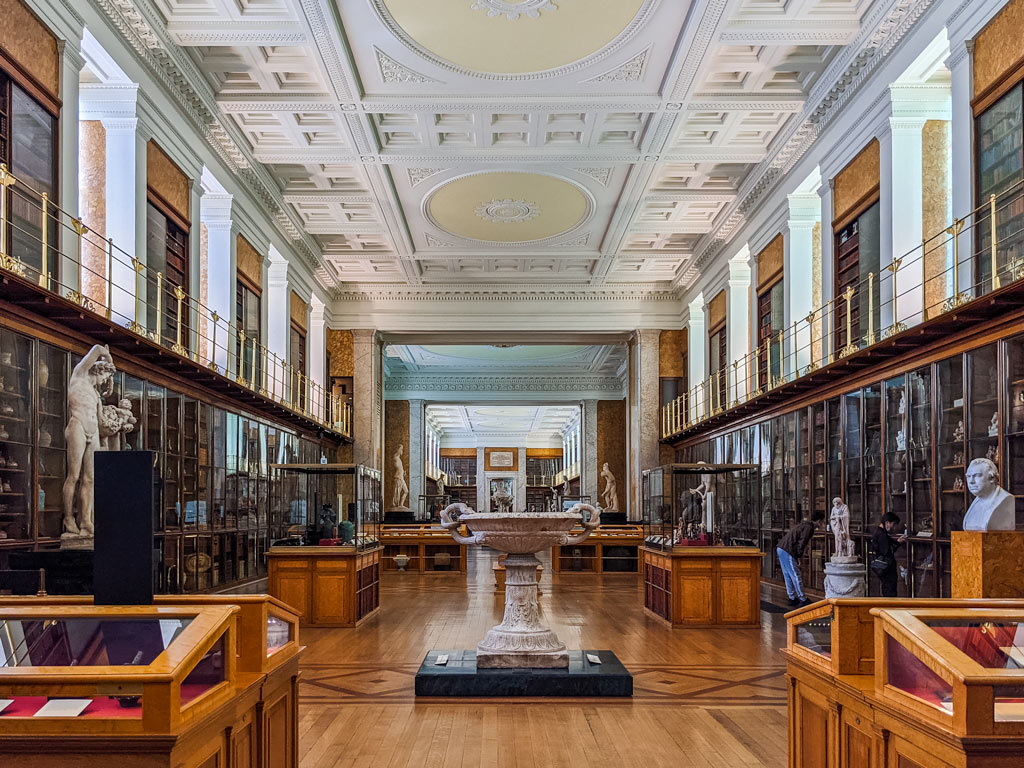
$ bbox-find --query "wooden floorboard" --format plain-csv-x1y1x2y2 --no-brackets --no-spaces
298,548,788,768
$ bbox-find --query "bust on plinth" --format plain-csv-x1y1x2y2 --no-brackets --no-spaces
952,458,1024,598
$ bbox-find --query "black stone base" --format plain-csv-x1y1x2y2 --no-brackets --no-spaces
415,650,632,697
384,509,416,524
9,551,93,595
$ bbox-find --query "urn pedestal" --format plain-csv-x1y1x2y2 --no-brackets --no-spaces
824,558,865,599
951,530,1024,598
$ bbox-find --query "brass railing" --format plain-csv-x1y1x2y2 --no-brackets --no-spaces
661,179,1024,440
0,164,352,439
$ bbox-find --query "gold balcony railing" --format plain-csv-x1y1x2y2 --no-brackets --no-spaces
0,164,352,439
661,178,1024,440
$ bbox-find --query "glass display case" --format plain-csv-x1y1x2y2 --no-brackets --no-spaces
0,605,236,729
269,463,381,551
877,607,1024,735
641,463,758,551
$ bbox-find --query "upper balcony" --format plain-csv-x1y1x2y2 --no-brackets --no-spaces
0,165,352,441
662,181,1024,442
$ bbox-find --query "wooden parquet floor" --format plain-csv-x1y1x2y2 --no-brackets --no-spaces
298,549,789,768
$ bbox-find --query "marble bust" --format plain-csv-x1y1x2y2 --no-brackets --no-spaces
963,457,1015,531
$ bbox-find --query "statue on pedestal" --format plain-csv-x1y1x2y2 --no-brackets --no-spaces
963,457,1015,531
390,444,410,511
600,462,618,512
62,344,130,547
829,497,855,560
824,495,865,598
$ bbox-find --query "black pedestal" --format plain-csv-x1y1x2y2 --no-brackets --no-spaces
415,650,632,697
9,551,93,594
384,509,416,524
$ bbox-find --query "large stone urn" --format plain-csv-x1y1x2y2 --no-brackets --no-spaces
440,502,600,668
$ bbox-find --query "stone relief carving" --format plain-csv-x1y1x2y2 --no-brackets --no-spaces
470,0,557,21
475,199,540,224
374,47,438,84
584,47,649,83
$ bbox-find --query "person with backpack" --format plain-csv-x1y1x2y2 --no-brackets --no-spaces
871,512,908,597
776,510,825,607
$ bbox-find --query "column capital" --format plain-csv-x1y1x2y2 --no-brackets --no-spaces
57,39,86,73
787,191,821,224
200,192,233,223
686,291,706,324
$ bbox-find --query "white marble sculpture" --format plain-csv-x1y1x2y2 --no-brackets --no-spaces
390,444,410,510
963,457,1015,531
600,462,618,512
62,344,123,547
440,501,600,668
436,473,445,497
824,496,864,598
491,481,513,514
99,398,136,451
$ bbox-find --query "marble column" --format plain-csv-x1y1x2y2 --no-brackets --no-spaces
685,294,707,421
265,250,289,401
516,447,527,510
476,447,486,512
133,121,150,309
582,399,598,504
409,399,425,511
200,193,234,373
59,41,85,292
877,118,895,334
628,329,660,521
308,295,327,420
786,191,820,374
818,182,835,361
188,179,204,356
727,249,753,400
887,115,928,329
352,328,381,468
948,41,974,297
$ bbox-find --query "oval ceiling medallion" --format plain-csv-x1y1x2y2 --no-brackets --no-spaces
377,0,650,77
425,172,592,245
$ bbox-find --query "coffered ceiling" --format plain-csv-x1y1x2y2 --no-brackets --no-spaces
426,404,581,445
151,0,876,294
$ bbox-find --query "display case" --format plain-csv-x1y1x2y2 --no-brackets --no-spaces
876,607,1024,735
785,599,1024,768
380,524,466,573
641,463,758,550
417,493,452,522
551,524,643,573
0,597,301,767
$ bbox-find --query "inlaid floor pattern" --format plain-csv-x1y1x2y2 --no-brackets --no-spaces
298,549,789,768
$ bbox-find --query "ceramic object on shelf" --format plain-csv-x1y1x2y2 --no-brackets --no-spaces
393,553,410,571
38,428,51,448
38,360,48,389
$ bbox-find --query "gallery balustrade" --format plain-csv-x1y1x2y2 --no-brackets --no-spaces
0,164,352,439
662,180,1024,440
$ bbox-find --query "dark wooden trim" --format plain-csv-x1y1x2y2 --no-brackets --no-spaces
972,54,1024,116
757,273,783,300
707,317,726,336
147,188,191,232
832,187,880,234
237,271,261,298
0,46,60,115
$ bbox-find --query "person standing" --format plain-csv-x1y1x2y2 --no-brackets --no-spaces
776,511,825,607
871,512,908,597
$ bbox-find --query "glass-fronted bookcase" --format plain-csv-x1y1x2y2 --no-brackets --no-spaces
0,325,340,594
673,337,1024,598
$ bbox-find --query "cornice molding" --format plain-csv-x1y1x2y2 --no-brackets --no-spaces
334,285,681,301
385,374,625,393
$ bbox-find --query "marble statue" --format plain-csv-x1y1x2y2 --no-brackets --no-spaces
898,391,906,415
600,462,618,512
989,412,999,437
491,481,513,514
829,497,855,560
62,344,119,544
390,444,409,510
953,420,965,442
963,457,1015,531
99,398,136,451
436,473,445,497
896,429,906,451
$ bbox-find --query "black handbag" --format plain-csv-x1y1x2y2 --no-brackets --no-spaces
870,556,893,575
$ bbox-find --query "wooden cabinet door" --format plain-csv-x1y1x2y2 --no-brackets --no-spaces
263,684,296,768
718,559,757,624
793,682,830,768
231,708,257,768
313,561,352,625
839,707,876,768
677,561,714,624
273,570,310,621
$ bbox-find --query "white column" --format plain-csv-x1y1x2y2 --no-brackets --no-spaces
476,447,486,512
265,250,290,401
409,399,425,511
516,447,527,510
351,329,381,468
188,180,203,355
134,123,150,304
726,248,753,400
59,41,85,292
308,295,327,420
582,399,598,505
786,192,820,374
685,294,707,421
200,193,234,373
948,41,974,296
887,116,927,329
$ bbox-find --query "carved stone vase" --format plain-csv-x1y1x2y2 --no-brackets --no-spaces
440,502,600,668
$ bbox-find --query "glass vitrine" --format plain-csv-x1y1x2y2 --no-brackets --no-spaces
641,463,758,550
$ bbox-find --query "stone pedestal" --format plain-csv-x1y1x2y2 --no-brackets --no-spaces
493,554,542,594
477,553,567,668
824,558,866,598
951,530,1024,598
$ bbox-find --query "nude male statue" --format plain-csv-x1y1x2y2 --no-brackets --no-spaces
62,344,115,537
391,444,409,509
600,462,618,512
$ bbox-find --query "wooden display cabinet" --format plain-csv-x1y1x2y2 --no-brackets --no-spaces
0,597,301,768
380,524,467,573
784,599,1024,768
267,546,380,626
551,525,643,573
642,546,763,627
